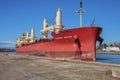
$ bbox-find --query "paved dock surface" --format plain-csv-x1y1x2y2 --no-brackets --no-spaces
0,54,120,80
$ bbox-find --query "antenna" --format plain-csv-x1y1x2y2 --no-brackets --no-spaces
77,0,84,27
80,0,82,8
91,19,95,26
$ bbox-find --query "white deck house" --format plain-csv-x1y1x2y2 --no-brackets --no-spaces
103,47,120,51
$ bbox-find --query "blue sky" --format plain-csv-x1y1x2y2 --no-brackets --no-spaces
0,0,120,47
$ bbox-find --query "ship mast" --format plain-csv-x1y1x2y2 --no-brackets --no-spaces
77,0,84,27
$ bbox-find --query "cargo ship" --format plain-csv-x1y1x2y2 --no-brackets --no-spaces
16,1,103,61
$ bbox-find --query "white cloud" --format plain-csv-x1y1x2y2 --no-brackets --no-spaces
0,41,15,48
0,41,15,44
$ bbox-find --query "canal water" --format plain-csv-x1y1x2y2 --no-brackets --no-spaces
0,52,120,64
96,53,120,64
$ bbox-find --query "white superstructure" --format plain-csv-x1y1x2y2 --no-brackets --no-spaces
16,27,35,46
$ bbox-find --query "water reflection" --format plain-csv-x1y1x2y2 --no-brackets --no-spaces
0,52,16,55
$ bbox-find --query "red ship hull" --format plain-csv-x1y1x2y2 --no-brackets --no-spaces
16,27,103,61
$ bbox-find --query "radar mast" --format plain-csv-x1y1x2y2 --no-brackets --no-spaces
77,0,84,27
